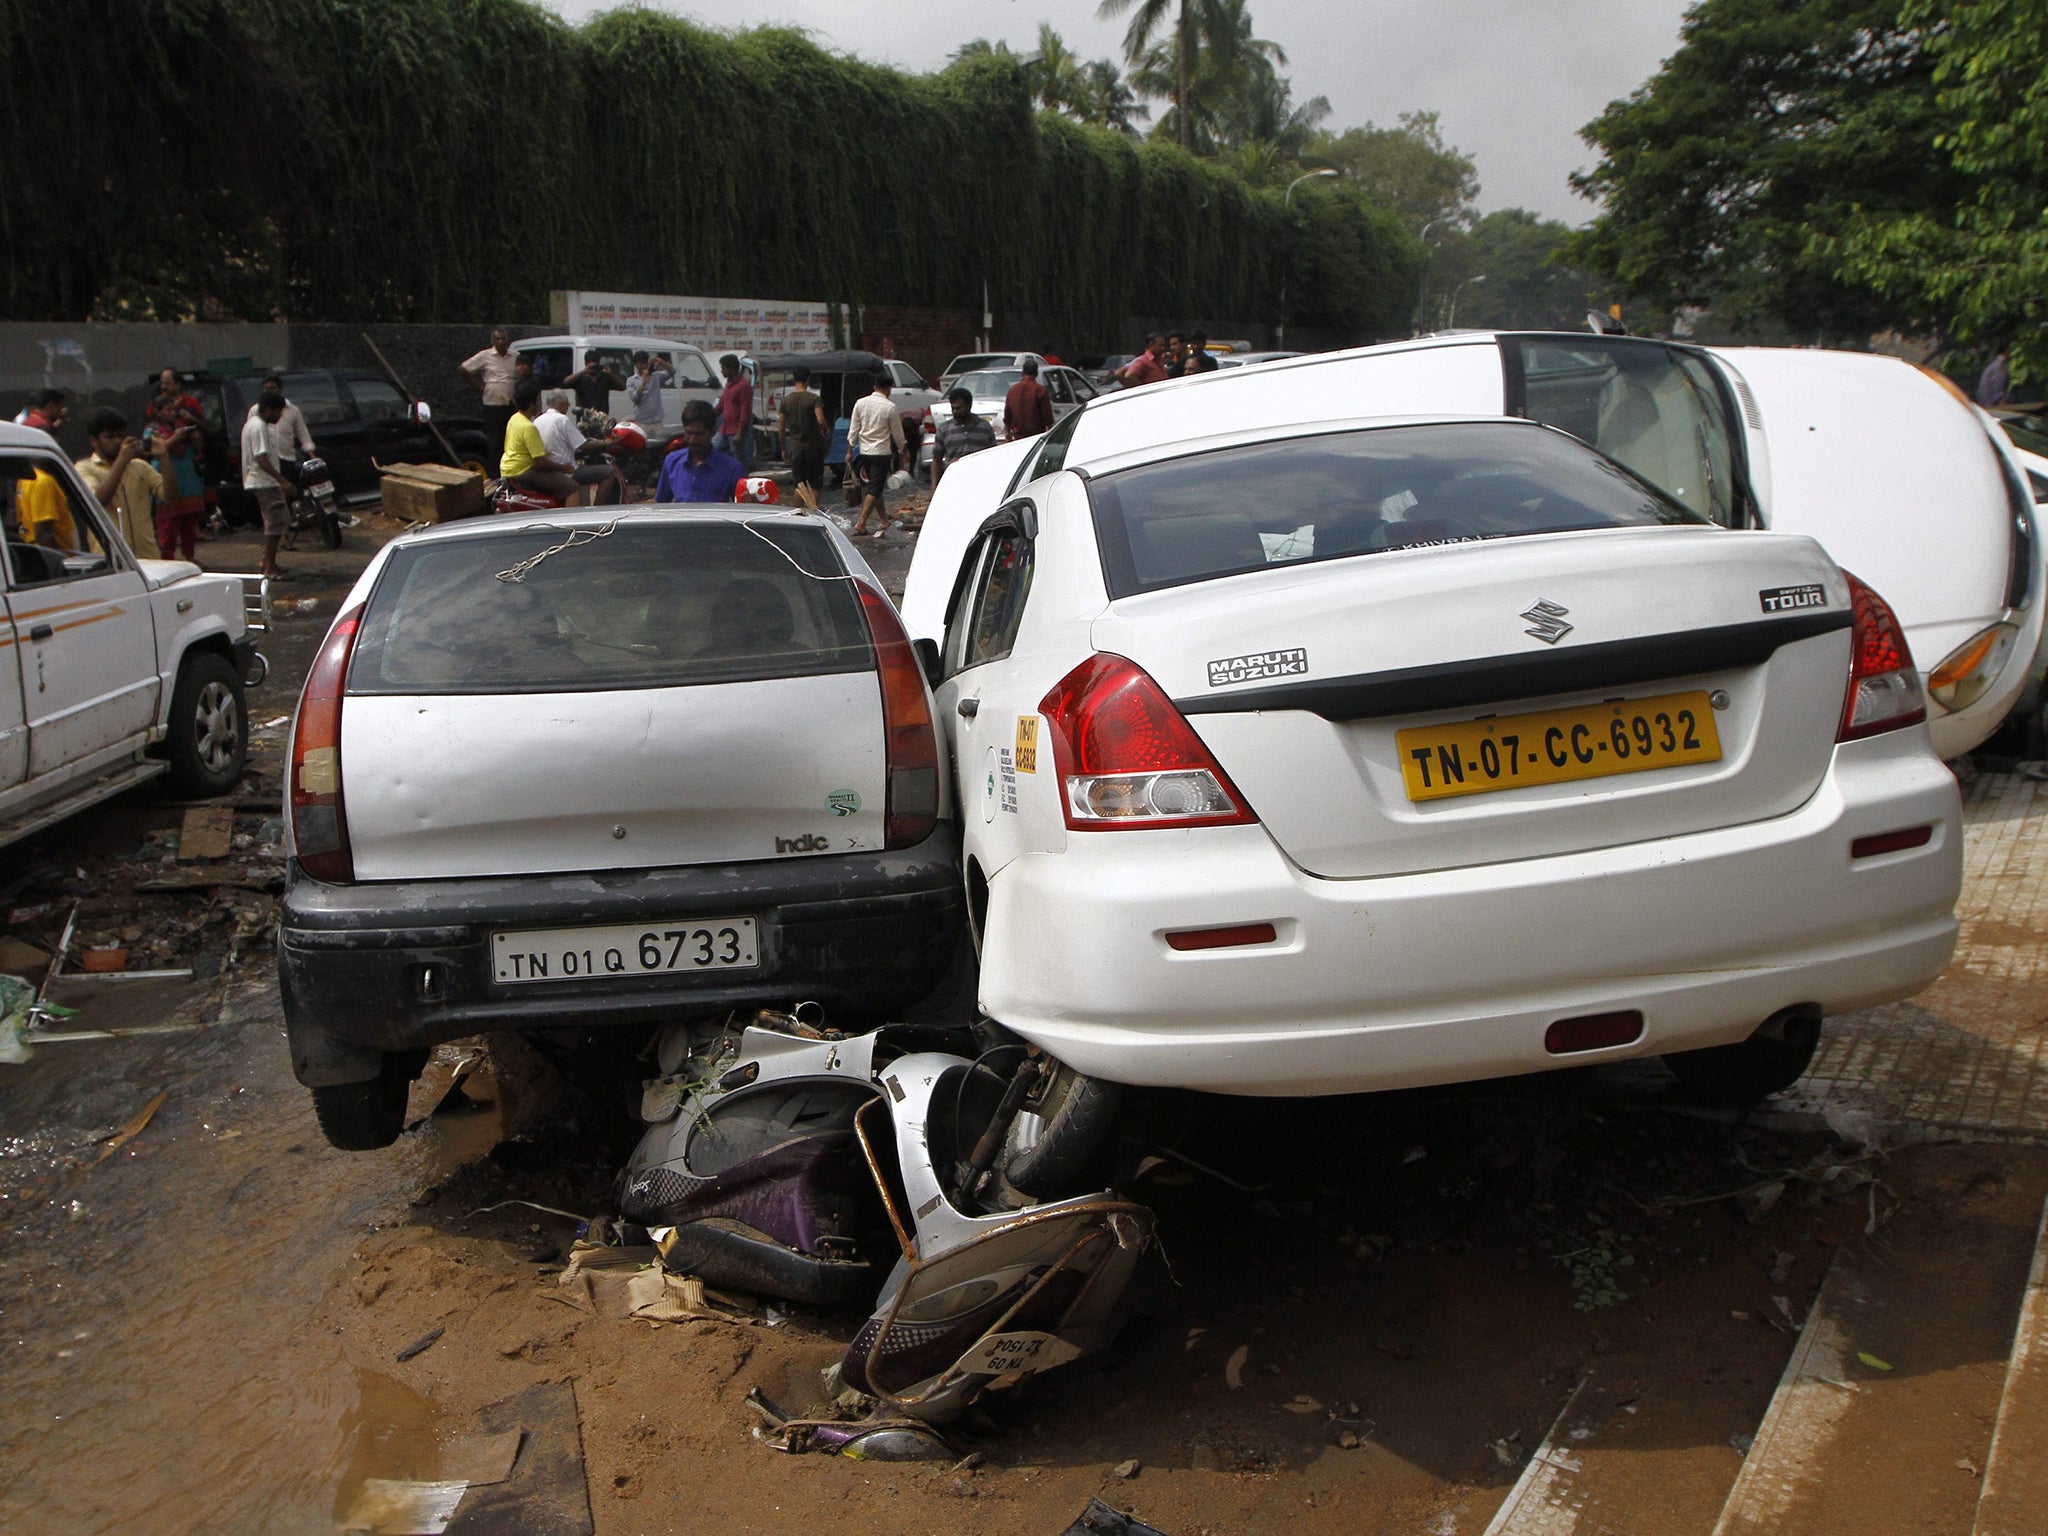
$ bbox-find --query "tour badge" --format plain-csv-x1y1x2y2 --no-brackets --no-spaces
1759,584,1827,614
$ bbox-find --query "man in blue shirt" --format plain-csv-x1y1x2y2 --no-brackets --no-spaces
655,399,744,503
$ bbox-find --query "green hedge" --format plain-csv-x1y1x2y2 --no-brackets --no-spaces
0,0,1419,343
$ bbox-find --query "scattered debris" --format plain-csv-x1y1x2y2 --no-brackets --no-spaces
1111,1457,1141,1479
1278,1395,1323,1415
1224,1344,1250,1389
1062,1496,1170,1535
396,1327,445,1363
1855,1351,1893,1372
178,806,236,861
78,947,128,974
93,1091,168,1164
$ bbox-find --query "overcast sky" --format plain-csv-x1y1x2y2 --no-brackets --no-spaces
543,0,1692,224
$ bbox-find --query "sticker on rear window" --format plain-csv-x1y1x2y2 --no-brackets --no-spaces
827,790,861,816
1207,648,1308,687
1760,584,1827,613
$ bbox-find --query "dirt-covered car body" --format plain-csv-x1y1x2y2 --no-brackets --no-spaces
278,506,962,1149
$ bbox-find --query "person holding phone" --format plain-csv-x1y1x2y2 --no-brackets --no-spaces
145,392,207,560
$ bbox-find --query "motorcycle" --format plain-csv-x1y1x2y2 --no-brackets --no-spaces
488,421,640,514
281,456,344,550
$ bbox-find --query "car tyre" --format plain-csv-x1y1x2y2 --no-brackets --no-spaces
310,1050,424,1150
164,650,247,798
1664,1008,1822,1104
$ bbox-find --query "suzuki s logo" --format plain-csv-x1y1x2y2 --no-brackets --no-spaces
1521,599,1573,645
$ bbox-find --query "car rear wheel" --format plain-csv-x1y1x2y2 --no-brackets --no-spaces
310,1050,425,1150
1664,1006,1822,1104
164,651,247,797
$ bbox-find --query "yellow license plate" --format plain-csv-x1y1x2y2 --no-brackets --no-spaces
1397,689,1723,803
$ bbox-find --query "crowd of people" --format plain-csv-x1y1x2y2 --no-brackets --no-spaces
9,369,312,581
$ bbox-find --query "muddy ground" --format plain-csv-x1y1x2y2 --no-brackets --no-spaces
2,515,2043,1536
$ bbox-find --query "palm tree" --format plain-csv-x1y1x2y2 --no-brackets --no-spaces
1097,0,1203,149
1026,23,1088,115
1077,58,1149,135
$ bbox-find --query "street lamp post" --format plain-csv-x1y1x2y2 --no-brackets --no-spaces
1276,168,1339,351
1448,273,1487,329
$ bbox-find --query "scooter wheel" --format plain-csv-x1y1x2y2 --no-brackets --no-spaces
320,511,343,549
1002,1064,1122,1199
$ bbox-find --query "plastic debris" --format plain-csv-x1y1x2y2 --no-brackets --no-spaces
1856,1351,1894,1371
395,1327,444,1363
1224,1344,1250,1389
93,1091,167,1163
1062,1497,1170,1535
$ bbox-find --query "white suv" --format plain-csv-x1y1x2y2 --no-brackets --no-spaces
2,424,265,848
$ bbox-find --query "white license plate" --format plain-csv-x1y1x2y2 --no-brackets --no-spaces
492,917,758,985
957,1330,1083,1377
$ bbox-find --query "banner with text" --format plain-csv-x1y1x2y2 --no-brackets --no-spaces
551,290,835,355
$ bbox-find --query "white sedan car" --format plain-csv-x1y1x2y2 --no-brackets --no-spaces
905,405,1961,1131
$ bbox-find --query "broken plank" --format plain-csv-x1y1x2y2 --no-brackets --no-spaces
178,806,236,860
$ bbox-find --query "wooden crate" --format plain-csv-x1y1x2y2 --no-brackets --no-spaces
378,462,486,523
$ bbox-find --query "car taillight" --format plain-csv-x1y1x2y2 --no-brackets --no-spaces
1038,654,1256,830
1837,573,1927,741
290,605,362,882
855,584,939,848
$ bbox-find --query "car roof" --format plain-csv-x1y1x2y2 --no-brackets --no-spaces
513,334,713,353
0,422,63,453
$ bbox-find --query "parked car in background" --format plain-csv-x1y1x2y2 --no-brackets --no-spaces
2,424,265,847
908,333,2039,760
881,359,944,457
938,352,1046,392
916,365,1100,471
278,506,963,1149
902,395,1960,1196
176,369,494,521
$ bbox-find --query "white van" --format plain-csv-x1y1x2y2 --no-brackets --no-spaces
509,334,723,443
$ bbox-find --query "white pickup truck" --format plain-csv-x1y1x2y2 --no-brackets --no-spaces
2,423,266,849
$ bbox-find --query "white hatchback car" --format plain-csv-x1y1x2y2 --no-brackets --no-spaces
912,334,2036,760
903,405,1962,1134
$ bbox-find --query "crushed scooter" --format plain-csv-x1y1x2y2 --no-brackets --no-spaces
612,1006,1153,1457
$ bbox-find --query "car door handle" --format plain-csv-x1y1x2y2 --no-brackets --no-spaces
28,623,53,642
957,698,979,718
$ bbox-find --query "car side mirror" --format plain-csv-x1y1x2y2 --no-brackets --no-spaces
914,636,942,686
61,553,110,577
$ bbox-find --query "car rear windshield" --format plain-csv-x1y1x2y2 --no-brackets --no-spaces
1089,421,1708,598
946,354,1010,375
347,520,873,694
956,370,1023,397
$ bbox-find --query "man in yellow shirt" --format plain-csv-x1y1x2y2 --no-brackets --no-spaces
75,407,163,557
498,378,578,500
15,466,78,550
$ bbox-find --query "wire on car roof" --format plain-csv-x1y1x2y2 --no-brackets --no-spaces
493,519,619,582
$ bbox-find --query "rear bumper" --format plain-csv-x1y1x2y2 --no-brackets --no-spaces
278,826,963,1081
979,731,1962,1095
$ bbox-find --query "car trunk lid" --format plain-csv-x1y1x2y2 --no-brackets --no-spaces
1091,525,1852,879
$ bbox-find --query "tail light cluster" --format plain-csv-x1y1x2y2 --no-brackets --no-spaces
856,583,939,848
1038,654,1256,830
290,605,364,882
1837,573,1926,742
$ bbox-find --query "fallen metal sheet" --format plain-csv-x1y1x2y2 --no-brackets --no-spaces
443,1383,593,1536
178,805,236,860
1062,1497,1171,1535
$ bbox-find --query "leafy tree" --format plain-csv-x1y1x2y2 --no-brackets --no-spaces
1566,0,1971,341
1099,0,1218,149
1432,210,1599,332
1310,112,1479,235
1076,57,1150,135
1832,0,2048,373
1026,22,1088,114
